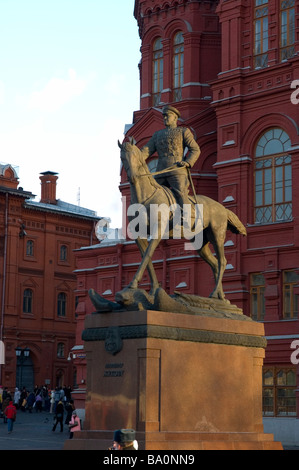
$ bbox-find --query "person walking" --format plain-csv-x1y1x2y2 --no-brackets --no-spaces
50,389,55,413
65,399,75,426
53,387,61,413
52,400,64,432
64,386,72,403
26,391,35,413
13,387,20,409
2,387,8,402
20,388,27,412
43,386,50,411
4,401,17,433
35,393,43,412
68,410,81,439
2,392,12,423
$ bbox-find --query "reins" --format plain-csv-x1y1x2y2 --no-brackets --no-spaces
139,164,198,201
139,164,185,177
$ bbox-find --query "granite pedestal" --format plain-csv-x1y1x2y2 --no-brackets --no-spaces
64,309,282,450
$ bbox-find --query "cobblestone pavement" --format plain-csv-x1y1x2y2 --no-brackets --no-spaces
0,409,69,450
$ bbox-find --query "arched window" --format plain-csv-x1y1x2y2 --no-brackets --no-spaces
23,289,33,314
60,245,68,261
152,38,163,106
57,292,67,317
173,31,184,101
26,240,34,256
254,128,292,223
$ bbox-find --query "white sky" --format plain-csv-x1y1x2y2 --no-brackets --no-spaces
0,0,141,228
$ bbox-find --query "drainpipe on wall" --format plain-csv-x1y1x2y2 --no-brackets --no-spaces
0,192,8,378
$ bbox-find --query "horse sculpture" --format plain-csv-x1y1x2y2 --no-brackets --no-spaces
116,138,247,303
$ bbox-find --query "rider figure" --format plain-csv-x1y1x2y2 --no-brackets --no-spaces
140,105,200,212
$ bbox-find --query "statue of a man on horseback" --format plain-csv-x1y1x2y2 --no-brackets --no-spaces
89,105,248,320
140,105,200,216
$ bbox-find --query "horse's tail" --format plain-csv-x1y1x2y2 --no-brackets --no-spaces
226,209,247,236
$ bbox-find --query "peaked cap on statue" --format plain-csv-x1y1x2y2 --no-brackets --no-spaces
162,105,181,118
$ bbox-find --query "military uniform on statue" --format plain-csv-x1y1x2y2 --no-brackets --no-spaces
140,105,200,212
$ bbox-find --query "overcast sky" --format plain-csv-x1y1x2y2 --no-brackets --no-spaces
0,0,141,227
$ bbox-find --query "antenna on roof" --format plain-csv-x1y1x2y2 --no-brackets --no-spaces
77,187,81,206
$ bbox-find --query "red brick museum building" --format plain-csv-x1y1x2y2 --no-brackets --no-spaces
0,168,99,391
73,0,299,442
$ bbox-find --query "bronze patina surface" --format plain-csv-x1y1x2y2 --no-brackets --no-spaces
90,107,247,317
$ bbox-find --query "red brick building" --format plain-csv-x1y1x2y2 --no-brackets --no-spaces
74,0,299,444
0,166,99,392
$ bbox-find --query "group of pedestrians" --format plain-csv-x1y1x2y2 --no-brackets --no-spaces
0,384,79,438
1,385,54,413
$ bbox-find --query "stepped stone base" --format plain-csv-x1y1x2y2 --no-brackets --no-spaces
64,309,283,451
64,430,282,450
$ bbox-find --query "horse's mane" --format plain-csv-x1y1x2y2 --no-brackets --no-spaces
133,144,161,190
133,145,149,173
122,141,175,203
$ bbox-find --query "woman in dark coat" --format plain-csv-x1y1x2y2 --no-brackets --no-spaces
26,391,35,412
52,400,64,432
64,399,75,425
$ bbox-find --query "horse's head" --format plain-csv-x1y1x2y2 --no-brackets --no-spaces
118,136,137,156
118,137,145,182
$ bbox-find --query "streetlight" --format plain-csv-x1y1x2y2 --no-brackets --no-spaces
15,347,21,357
23,348,30,358
67,351,76,361
16,347,30,357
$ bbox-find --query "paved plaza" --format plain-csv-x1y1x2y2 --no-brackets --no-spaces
0,409,69,450
0,408,298,452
